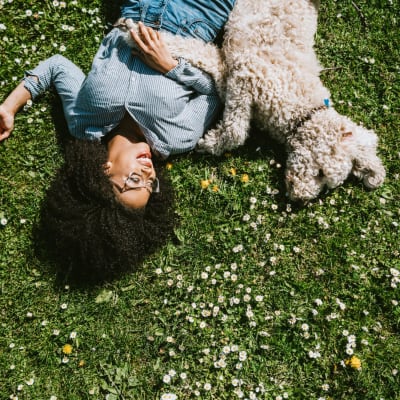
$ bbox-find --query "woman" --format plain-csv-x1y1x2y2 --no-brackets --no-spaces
0,1,236,280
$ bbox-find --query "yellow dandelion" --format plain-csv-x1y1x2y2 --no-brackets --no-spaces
62,344,73,355
166,162,173,170
212,185,219,192
349,356,362,369
201,179,211,189
346,356,362,369
241,174,249,183
229,167,237,176
78,360,85,367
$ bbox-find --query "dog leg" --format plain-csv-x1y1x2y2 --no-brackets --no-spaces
197,78,253,155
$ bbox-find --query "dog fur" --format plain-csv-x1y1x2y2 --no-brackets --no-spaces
197,0,386,201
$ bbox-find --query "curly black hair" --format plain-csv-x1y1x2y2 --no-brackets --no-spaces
37,138,176,282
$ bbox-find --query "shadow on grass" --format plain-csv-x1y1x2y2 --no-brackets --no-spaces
173,123,291,202
100,0,125,27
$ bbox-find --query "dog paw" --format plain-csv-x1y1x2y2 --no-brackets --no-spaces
196,128,227,155
196,138,212,154
197,124,248,155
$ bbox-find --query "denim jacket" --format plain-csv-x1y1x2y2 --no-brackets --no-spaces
120,0,236,42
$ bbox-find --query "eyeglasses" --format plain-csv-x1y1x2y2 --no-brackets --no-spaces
111,172,160,194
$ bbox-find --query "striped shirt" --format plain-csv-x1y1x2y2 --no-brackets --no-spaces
24,28,221,158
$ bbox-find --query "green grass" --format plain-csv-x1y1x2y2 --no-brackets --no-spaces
0,1,399,399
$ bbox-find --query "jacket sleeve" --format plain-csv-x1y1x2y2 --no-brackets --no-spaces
165,57,218,96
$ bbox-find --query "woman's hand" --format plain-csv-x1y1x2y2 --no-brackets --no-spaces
130,22,178,74
0,81,33,141
0,104,15,142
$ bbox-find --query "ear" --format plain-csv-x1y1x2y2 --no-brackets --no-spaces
103,161,112,176
285,151,324,202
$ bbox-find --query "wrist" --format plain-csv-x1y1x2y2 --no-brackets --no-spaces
163,57,179,74
0,102,16,115
6,81,32,114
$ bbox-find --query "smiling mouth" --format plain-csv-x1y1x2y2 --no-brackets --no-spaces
137,152,153,167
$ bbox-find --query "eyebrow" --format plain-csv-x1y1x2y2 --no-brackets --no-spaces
120,183,152,194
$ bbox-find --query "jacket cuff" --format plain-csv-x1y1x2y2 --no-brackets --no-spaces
164,57,186,81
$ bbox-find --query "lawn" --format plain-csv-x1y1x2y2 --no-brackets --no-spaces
0,1,399,399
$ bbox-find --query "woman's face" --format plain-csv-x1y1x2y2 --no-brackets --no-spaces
106,142,157,209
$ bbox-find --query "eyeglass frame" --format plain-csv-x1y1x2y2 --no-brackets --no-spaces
111,171,160,194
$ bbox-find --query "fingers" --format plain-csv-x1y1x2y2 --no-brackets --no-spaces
0,122,12,141
128,22,176,73
140,22,157,42
130,22,161,53
130,29,147,52
0,131,11,142
138,21,157,42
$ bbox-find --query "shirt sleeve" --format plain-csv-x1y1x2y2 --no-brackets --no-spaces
23,54,85,100
141,88,222,158
164,57,218,96
23,55,86,136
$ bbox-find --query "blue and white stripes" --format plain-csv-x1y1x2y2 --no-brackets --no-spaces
24,28,221,158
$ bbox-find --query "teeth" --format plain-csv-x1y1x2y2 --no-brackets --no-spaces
137,157,152,167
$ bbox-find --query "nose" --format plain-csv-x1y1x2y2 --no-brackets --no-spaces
141,165,154,174
137,163,156,180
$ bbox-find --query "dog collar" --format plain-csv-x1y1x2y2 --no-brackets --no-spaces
291,105,328,133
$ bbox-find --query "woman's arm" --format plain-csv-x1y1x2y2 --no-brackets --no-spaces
1,55,86,142
131,23,218,95
0,81,32,141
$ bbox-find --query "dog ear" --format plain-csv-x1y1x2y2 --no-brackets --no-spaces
285,151,324,201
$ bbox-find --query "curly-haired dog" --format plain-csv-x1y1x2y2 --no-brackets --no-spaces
197,0,386,202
